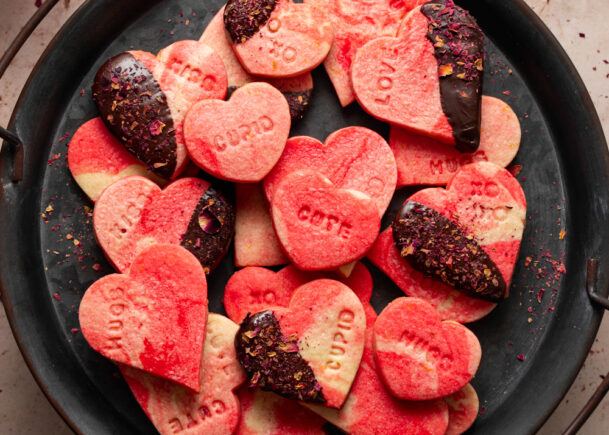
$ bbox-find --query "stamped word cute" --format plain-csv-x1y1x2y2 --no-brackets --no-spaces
297,205,353,240
271,171,380,270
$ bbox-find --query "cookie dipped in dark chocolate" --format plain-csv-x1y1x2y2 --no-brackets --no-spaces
283,89,313,121
392,201,505,302
92,52,177,179
181,187,235,274
421,0,484,153
224,0,278,44
235,311,325,403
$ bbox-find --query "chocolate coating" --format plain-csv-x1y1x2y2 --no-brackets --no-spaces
226,85,240,99
283,89,313,121
92,52,177,179
181,187,235,274
235,311,325,403
421,0,484,153
392,201,506,302
224,0,278,44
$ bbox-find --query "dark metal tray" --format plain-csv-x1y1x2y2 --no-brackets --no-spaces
1,0,608,434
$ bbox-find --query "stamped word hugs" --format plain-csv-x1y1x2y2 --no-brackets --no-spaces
184,82,291,182
374,298,481,401
79,245,208,391
271,171,380,271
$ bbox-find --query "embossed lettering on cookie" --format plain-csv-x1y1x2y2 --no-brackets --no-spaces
200,6,315,121
391,162,526,303
184,82,291,182
234,279,366,409
223,0,334,77
92,41,227,180
93,176,235,275
121,314,246,434
352,0,484,152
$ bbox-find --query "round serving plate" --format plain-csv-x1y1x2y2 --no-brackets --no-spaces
1,0,608,434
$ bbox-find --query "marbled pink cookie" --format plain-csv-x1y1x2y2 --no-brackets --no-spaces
79,245,208,391
306,331,450,434
444,384,479,435
184,82,291,182
223,261,375,324
264,126,397,217
351,4,483,151
234,183,288,267
236,388,326,435
94,176,234,274
308,0,427,106
367,228,497,323
224,0,333,77
235,279,366,408
67,117,164,201
93,41,227,179
373,298,481,400
200,6,314,121
405,161,527,293
271,170,380,270
121,314,246,434
391,96,521,186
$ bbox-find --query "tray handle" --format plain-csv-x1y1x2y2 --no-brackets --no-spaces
562,259,609,435
0,0,60,182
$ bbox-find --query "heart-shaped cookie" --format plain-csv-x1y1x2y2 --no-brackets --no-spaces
237,388,327,435
228,264,371,434
270,170,381,270
264,127,397,217
395,161,526,299
391,96,521,186
235,183,289,267
93,41,227,179
445,384,479,435
368,161,525,321
223,262,374,324
308,0,425,106
79,244,208,391
121,313,246,434
67,117,165,201
306,330,450,435
94,176,234,274
224,0,334,77
235,279,366,408
367,228,496,323
200,6,314,121
373,297,481,400
351,3,484,151
184,82,291,182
